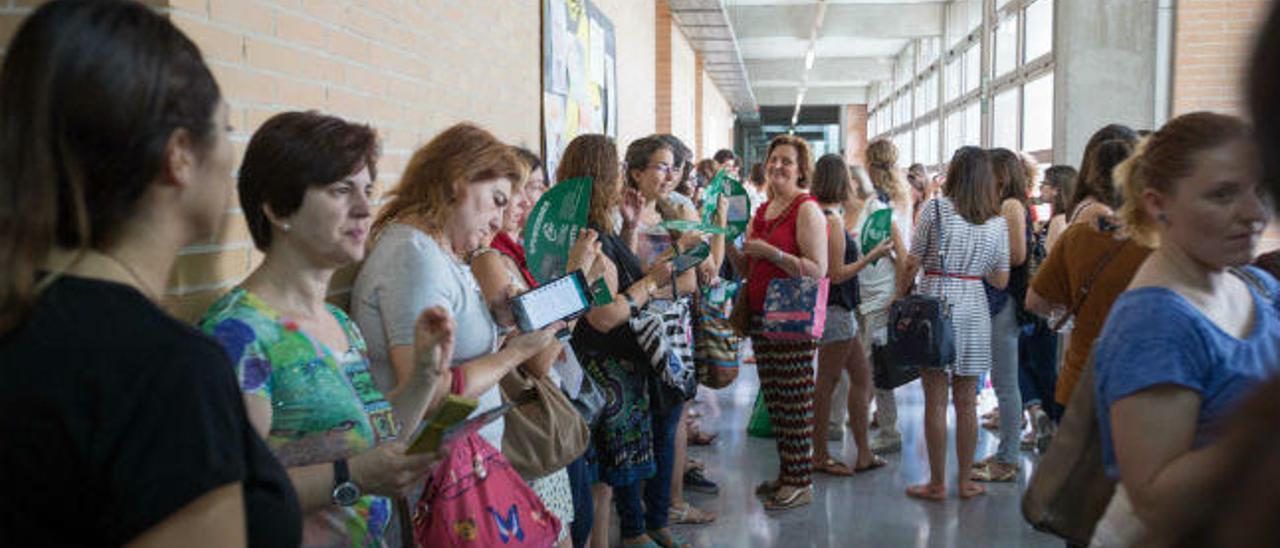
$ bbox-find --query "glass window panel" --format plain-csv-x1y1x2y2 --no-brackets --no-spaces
914,128,927,166
1025,0,1054,62
917,73,937,118
946,110,964,160
995,17,1018,77
1023,72,1054,152
993,87,1019,150
926,120,939,165
965,47,981,93
945,57,962,102
964,102,981,146
968,0,984,36
896,133,913,165
920,37,940,67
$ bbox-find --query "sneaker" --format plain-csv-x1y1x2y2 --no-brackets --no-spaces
683,468,720,495
870,432,902,454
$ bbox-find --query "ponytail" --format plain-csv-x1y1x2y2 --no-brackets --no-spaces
1114,138,1156,246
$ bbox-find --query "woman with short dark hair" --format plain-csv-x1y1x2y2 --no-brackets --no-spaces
0,1,300,544
200,111,452,546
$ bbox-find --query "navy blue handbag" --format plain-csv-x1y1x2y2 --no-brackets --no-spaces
884,200,956,370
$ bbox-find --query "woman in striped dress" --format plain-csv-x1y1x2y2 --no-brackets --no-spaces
901,146,1010,501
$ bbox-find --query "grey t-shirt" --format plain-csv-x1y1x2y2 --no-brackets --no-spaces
351,223,502,445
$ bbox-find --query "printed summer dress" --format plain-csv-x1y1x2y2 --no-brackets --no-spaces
201,288,397,548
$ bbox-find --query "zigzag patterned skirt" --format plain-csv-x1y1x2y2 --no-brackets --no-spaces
750,317,818,487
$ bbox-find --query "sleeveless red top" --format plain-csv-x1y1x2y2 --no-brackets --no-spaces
746,194,816,313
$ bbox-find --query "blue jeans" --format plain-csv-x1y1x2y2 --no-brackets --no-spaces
990,300,1022,464
614,400,683,539
566,450,594,548
1018,326,1062,422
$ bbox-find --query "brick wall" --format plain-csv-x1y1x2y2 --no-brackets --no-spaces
655,1,672,134
2,0,742,320
1172,0,1271,116
845,104,869,167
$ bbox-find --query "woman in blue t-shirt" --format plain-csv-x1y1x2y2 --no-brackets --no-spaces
1091,111,1278,547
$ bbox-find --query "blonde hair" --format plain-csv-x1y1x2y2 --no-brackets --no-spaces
373,123,526,239
1116,112,1252,247
866,138,907,206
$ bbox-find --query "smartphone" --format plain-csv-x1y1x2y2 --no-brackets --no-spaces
671,241,711,274
509,270,592,333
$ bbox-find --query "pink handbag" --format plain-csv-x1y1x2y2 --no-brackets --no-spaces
761,257,830,341
412,433,561,547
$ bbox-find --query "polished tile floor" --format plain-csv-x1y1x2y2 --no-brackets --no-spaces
666,363,1061,548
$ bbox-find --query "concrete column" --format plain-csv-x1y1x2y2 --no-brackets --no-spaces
1053,0,1160,166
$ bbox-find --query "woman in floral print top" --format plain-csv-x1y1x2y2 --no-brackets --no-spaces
200,112,451,547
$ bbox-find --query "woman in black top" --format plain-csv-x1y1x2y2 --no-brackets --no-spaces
557,134,676,548
0,1,300,545
808,154,892,478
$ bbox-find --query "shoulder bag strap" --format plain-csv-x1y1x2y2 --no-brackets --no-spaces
934,198,947,300
1230,266,1276,305
1051,238,1127,331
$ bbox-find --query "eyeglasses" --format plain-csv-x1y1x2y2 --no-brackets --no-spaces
648,163,673,175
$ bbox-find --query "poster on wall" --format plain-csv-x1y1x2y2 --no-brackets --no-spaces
542,0,617,183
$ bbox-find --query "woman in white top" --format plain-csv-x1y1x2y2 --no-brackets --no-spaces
859,139,913,453
351,123,562,450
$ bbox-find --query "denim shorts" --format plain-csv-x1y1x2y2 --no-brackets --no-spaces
820,305,858,343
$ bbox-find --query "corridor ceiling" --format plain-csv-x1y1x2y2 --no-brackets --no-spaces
670,0,947,116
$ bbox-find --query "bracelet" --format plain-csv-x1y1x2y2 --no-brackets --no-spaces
774,248,785,264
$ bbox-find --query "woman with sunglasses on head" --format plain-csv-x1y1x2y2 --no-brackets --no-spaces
0,1,299,544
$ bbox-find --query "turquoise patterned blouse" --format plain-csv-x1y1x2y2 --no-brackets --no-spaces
201,288,396,547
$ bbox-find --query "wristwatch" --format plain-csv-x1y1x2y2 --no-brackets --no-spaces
332,459,361,507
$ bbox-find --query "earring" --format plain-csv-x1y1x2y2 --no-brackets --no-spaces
281,222,292,232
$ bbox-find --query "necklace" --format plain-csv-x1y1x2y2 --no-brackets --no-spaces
99,251,160,301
